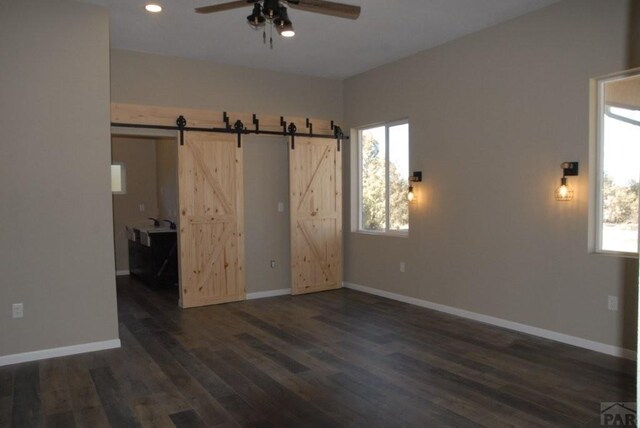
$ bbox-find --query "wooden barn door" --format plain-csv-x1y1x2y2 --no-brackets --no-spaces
290,137,342,295
178,132,245,308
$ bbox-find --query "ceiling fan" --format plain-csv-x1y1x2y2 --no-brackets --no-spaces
195,0,361,47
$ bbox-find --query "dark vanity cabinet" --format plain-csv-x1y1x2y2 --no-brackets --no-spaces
128,227,178,288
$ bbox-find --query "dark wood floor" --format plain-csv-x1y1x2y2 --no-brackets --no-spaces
1,276,636,427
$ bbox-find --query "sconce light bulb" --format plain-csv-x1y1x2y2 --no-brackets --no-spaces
555,176,574,201
558,184,568,198
408,186,415,202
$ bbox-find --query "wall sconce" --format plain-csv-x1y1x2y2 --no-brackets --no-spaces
554,162,579,201
408,171,422,202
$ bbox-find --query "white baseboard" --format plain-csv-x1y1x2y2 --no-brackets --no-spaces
343,282,636,361
246,288,290,300
116,270,130,276
0,339,121,367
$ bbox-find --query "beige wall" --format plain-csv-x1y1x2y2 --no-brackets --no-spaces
110,49,343,120
244,136,291,293
111,137,159,271
0,0,118,356
156,138,178,223
343,0,638,350
110,50,343,293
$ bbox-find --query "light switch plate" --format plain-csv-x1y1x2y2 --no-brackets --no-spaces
12,303,23,319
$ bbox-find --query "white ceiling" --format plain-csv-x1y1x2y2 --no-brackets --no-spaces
83,0,559,79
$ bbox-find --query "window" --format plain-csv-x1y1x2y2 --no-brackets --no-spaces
111,162,126,194
358,120,409,235
595,73,640,255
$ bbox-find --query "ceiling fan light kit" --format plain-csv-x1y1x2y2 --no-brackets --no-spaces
247,3,266,28
196,0,360,48
274,7,295,37
262,0,279,19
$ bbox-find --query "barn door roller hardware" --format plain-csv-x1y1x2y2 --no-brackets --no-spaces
288,122,297,150
177,116,186,145
334,125,343,152
233,120,245,148
111,113,348,148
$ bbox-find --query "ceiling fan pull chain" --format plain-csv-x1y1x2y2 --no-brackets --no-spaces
270,24,273,49
263,28,266,44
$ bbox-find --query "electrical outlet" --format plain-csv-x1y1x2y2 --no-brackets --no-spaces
139,203,145,212
400,262,405,273
608,296,618,311
278,202,284,213
12,303,23,319
270,260,276,269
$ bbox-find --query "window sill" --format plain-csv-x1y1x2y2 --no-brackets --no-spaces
353,230,409,239
592,250,639,259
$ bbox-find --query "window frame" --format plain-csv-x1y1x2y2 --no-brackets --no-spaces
356,119,410,237
594,72,640,257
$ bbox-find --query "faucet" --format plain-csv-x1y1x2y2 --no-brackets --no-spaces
163,219,177,230
148,217,160,227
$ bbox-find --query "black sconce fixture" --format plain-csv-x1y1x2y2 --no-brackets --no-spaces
408,171,422,202
555,162,579,201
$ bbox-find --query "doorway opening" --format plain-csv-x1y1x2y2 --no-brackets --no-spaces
111,131,180,302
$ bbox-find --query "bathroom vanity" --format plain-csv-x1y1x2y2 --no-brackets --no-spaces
127,225,178,288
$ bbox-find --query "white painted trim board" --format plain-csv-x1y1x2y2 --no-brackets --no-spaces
343,281,636,361
246,288,290,300
0,339,121,367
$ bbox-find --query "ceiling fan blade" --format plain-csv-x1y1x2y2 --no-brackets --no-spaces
286,0,361,20
195,1,254,14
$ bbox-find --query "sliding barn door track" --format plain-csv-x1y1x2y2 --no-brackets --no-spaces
111,112,346,151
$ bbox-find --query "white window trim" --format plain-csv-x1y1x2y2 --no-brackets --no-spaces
593,70,640,258
355,119,410,237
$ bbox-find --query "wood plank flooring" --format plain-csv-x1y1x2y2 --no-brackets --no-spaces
2,275,635,427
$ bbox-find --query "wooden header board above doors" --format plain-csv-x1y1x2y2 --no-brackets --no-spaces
111,103,337,136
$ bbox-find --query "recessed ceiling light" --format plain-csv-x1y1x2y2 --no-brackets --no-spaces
145,4,162,13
